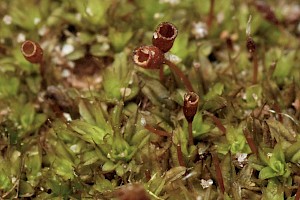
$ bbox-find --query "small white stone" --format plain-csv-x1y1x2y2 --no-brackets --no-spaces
34,18,41,25
29,151,39,156
61,69,71,78
159,0,180,6
67,61,75,68
3,15,12,25
120,152,125,157
17,33,26,43
196,196,203,200
236,153,248,167
63,112,72,121
192,22,208,39
120,87,131,97
154,13,164,19
164,53,181,64
252,93,258,100
75,13,82,21
242,93,247,100
70,144,79,153
61,44,74,56
200,179,213,189
11,177,17,183
140,117,146,126
267,153,273,158
217,12,225,23
86,7,93,16
38,26,48,36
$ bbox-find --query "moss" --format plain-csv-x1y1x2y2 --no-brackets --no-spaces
0,0,300,199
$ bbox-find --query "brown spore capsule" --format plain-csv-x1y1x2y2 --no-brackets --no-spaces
152,22,178,53
133,45,164,69
183,92,199,123
246,36,256,54
21,40,43,64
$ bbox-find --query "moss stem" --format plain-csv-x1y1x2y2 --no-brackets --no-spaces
212,152,225,194
176,143,186,167
188,122,194,146
252,53,258,84
144,124,171,137
164,59,194,92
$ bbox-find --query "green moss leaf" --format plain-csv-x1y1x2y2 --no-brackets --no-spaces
262,179,284,200
53,158,74,180
204,82,224,101
0,76,19,98
259,166,276,180
0,168,12,191
19,180,35,197
192,112,212,137
20,103,35,129
70,120,107,144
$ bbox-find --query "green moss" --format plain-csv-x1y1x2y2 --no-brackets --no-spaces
0,0,299,199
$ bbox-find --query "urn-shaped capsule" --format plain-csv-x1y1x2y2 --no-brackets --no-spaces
21,40,43,64
152,22,178,53
133,45,164,69
183,92,199,123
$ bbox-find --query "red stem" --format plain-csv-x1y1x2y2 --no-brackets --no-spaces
144,124,171,137
273,103,283,123
145,169,151,182
212,152,225,194
159,66,165,83
188,122,194,146
164,59,194,92
205,111,226,135
252,53,258,84
243,128,258,156
39,60,47,89
207,0,215,29
176,143,186,167
295,184,300,200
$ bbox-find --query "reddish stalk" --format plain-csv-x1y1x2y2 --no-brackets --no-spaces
188,122,193,146
159,66,165,83
176,143,186,167
246,36,258,84
207,0,215,29
295,184,300,200
144,169,151,182
204,111,226,135
243,128,258,156
144,124,171,137
226,37,237,82
273,103,283,123
211,152,225,194
164,59,194,92
252,53,258,84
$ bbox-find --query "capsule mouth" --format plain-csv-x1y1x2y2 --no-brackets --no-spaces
138,48,150,62
21,40,37,57
133,47,150,66
157,22,178,40
185,92,199,105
